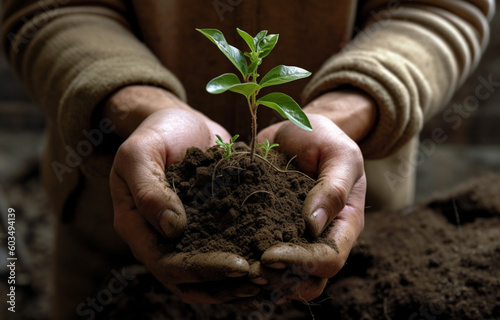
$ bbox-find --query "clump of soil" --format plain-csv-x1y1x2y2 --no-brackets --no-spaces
164,142,322,261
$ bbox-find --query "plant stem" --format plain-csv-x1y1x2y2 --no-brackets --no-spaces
250,113,257,162
249,92,258,162
264,149,269,160
247,66,260,162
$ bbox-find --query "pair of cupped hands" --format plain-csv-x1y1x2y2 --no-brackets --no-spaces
108,85,374,304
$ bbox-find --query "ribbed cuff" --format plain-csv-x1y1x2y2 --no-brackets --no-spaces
58,57,186,178
302,52,424,159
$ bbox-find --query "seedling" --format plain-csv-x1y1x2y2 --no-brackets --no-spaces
259,139,279,160
197,28,313,161
216,134,239,161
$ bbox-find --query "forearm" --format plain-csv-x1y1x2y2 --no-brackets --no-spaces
1,0,186,178
1,0,185,150
303,0,494,158
304,89,378,143
103,86,192,139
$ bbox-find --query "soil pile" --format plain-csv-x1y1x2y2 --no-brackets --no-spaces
164,143,325,261
99,174,500,320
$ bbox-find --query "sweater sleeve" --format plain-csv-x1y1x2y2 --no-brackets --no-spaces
1,0,186,176
302,0,494,159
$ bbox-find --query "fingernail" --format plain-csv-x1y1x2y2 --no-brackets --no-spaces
236,292,258,298
266,262,286,269
159,209,181,237
251,277,268,285
312,208,328,234
228,271,247,278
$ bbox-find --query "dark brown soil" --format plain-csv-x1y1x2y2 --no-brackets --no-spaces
164,142,323,261
307,173,500,319
97,174,500,320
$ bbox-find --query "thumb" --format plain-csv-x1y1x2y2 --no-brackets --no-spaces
111,131,187,239
302,145,364,238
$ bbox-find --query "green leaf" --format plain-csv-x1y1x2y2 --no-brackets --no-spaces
260,65,311,88
237,28,255,51
215,134,226,148
230,134,240,143
229,83,261,98
216,134,223,142
257,34,279,58
206,73,241,94
197,28,248,77
253,30,268,47
257,93,313,131
206,73,260,98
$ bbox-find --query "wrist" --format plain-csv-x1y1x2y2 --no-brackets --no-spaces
102,85,190,138
304,89,377,143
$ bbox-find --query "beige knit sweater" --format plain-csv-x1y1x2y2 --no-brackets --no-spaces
1,0,494,215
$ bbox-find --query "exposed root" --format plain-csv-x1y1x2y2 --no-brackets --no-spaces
285,155,297,171
234,151,315,183
224,165,245,171
310,296,335,304
241,190,283,209
211,157,244,197
298,293,316,320
211,158,226,197
255,154,315,183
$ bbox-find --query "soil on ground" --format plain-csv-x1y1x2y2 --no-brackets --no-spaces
96,174,500,320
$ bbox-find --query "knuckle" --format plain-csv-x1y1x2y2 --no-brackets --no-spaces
135,187,159,215
114,139,140,169
330,179,349,209
117,137,137,157
346,138,363,161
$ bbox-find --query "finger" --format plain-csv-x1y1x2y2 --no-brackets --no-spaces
112,186,250,284
260,243,341,279
261,176,365,279
267,115,364,237
158,251,250,284
169,278,260,304
111,172,170,268
112,130,186,238
249,262,327,301
323,175,366,267
302,135,364,237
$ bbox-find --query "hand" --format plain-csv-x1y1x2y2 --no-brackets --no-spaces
108,86,259,303
254,90,374,302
